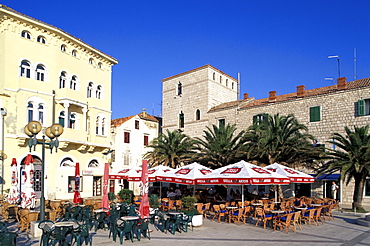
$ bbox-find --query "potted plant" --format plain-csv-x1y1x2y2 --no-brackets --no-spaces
181,196,203,226
149,194,160,209
108,192,116,202
118,189,134,204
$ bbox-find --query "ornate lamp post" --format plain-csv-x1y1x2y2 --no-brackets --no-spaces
24,121,63,220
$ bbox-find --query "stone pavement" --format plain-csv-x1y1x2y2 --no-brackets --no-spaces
11,210,370,246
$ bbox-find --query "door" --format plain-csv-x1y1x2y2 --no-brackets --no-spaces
109,180,115,193
93,176,102,196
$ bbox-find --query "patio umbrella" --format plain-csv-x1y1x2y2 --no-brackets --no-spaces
109,168,131,180
8,158,20,204
21,154,36,209
202,160,290,204
138,160,150,219
265,163,315,200
101,162,110,210
73,162,82,204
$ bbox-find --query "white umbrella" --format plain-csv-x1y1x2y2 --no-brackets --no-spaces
8,158,20,204
21,154,36,209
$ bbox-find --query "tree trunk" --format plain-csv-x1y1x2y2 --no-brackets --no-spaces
352,173,367,210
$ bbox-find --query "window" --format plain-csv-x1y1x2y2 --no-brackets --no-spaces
310,106,321,122
89,58,94,65
177,82,182,95
38,104,44,123
68,176,83,193
59,111,65,127
59,72,67,88
144,135,149,146
96,117,100,134
96,85,102,99
102,118,105,135
218,119,225,127
88,160,99,168
60,157,74,167
124,132,130,143
213,73,215,80
226,79,228,87
36,64,45,81
220,76,222,83
357,99,370,116
72,50,77,57
135,120,139,129
27,102,34,122
69,114,76,129
232,82,234,90
21,31,31,39
70,75,77,90
61,44,67,52
179,111,184,128
98,62,102,69
87,82,93,98
20,60,31,78
253,113,269,125
37,36,46,44
196,109,201,121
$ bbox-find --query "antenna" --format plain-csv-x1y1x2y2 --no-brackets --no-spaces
325,77,335,84
328,55,340,78
354,48,357,80
237,73,241,100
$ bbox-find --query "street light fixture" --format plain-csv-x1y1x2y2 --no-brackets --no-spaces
24,121,63,220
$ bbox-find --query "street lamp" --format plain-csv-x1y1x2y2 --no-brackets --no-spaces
24,121,63,220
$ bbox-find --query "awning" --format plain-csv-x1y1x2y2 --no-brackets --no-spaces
310,174,340,181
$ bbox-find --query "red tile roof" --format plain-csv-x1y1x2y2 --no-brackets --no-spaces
209,77,370,112
111,112,159,127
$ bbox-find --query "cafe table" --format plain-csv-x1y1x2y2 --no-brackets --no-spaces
310,204,322,207
121,216,139,221
270,210,285,214
54,221,78,229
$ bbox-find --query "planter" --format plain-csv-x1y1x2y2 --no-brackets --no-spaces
192,214,203,227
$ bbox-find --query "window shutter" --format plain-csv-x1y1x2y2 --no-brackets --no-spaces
253,115,258,124
358,100,365,116
310,106,321,122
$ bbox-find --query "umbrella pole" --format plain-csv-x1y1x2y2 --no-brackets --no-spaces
193,185,195,196
160,182,162,200
242,185,244,207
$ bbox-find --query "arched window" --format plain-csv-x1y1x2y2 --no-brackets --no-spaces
70,75,77,90
60,157,75,167
36,64,45,81
177,82,182,96
220,76,222,83
89,58,94,65
37,36,46,44
213,73,216,80
69,113,76,129
61,44,67,52
88,159,99,168
96,85,102,99
38,104,44,123
226,79,228,87
20,60,31,78
59,111,65,127
98,62,102,69
21,31,31,39
232,82,234,90
179,111,184,128
27,102,34,122
59,71,67,88
96,117,100,134
196,109,201,121
87,82,93,98
72,50,77,57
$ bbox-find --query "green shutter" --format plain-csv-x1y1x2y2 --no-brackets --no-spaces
253,115,258,124
310,106,321,122
358,100,365,116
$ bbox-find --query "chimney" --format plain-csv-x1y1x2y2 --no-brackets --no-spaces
296,85,305,98
243,93,249,99
269,91,277,102
337,77,347,90
142,108,147,117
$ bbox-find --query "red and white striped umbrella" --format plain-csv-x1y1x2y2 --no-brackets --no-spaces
73,162,82,204
265,163,315,183
157,162,213,185
21,154,36,209
8,158,20,204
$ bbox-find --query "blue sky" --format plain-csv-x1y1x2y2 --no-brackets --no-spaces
4,1,370,119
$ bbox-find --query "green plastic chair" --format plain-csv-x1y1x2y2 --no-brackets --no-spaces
136,219,151,241
117,220,137,244
0,231,17,246
48,226,72,246
181,213,194,232
0,222,7,233
107,215,119,242
166,214,182,235
92,211,107,231
38,220,54,246
72,223,92,246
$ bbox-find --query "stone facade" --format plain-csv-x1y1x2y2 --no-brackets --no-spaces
162,64,370,207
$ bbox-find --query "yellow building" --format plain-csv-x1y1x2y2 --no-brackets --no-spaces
0,5,118,200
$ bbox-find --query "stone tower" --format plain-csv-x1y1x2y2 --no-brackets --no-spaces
162,65,238,138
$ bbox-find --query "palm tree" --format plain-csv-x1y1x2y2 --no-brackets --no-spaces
318,125,370,210
194,124,248,168
144,129,196,168
245,113,320,167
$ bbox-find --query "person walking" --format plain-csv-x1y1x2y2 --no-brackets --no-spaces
331,181,339,200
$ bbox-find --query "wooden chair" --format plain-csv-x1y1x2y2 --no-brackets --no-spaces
175,200,182,211
314,207,324,225
196,203,203,215
241,206,252,224
202,203,211,218
229,208,244,225
274,212,295,234
302,208,316,226
48,210,57,222
254,208,273,229
292,211,302,230
212,205,227,222
19,210,39,233
1,202,11,222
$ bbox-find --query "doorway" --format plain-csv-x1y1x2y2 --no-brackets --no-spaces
93,176,102,196
20,155,42,199
295,183,311,197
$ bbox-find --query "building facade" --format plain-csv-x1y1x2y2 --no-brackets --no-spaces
0,5,118,200
162,64,370,206
111,110,161,194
